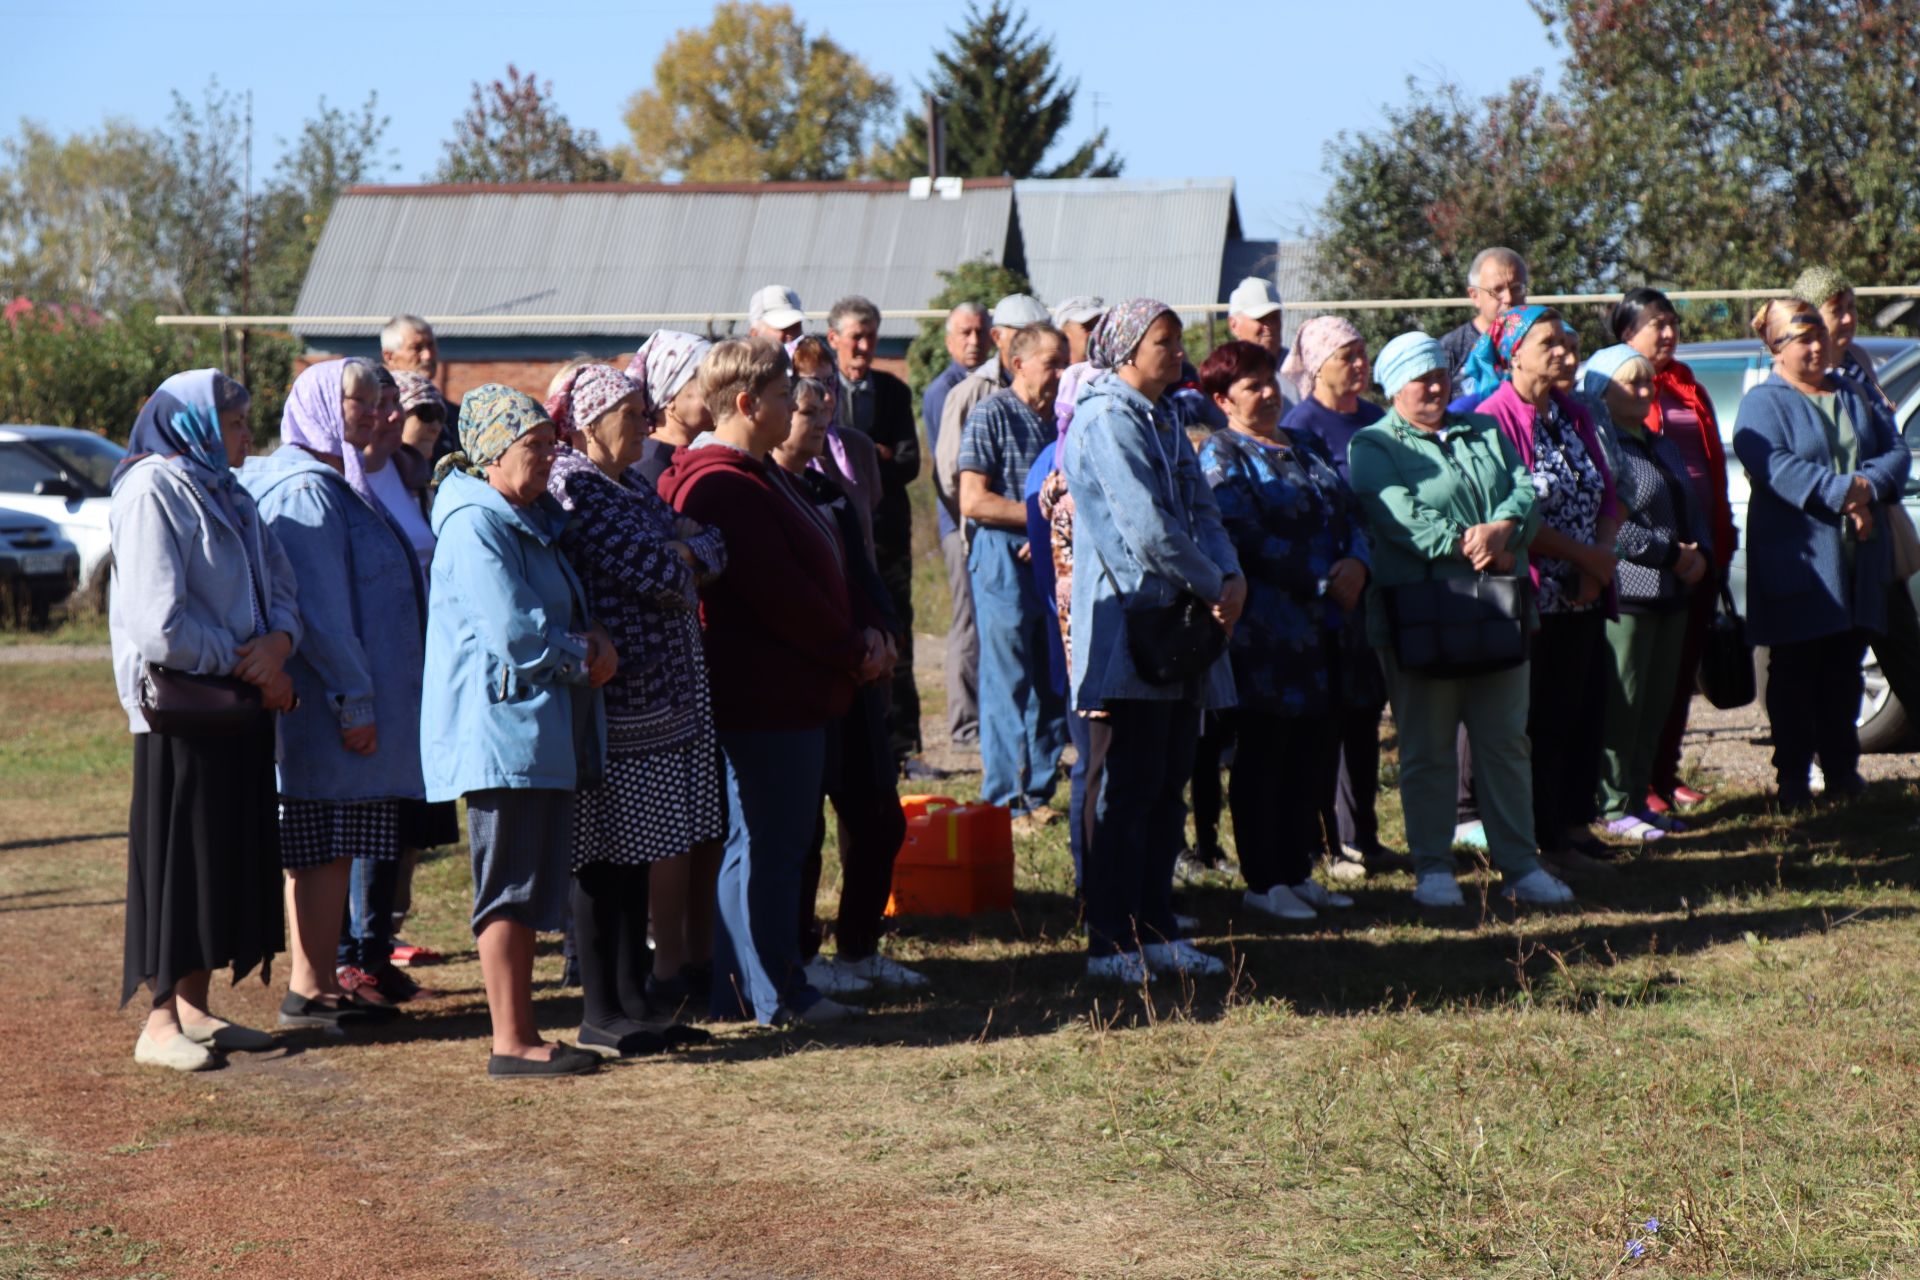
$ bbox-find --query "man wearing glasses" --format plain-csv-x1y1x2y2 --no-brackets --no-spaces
1439,247,1529,391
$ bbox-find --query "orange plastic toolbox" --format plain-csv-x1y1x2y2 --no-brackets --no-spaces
885,795,1014,917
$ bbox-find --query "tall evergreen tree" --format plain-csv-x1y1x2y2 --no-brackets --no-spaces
874,1,1120,180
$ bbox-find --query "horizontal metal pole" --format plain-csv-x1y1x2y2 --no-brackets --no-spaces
151,284,1920,330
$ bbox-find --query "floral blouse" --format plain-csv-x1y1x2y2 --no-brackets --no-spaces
549,445,727,754
1529,401,1606,615
1199,427,1374,716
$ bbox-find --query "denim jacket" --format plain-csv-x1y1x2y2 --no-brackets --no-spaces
108,456,304,733
239,447,426,803
421,470,603,800
1061,372,1241,711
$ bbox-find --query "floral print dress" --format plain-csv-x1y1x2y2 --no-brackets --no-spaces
1528,402,1607,615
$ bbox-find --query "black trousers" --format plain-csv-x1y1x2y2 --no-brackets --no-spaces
1528,610,1607,843
1873,583,1920,724
1229,710,1339,893
1190,712,1233,853
1083,700,1198,956
1767,628,1868,796
801,684,908,961
876,540,921,759
1333,699,1386,855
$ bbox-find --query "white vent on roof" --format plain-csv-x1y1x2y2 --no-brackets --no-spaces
935,176,964,200
908,177,932,200
908,176,965,200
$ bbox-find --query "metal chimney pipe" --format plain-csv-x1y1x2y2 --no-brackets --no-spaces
925,93,945,179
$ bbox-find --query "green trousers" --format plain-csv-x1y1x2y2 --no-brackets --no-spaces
1599,607,1690,819
1382,651,1541,879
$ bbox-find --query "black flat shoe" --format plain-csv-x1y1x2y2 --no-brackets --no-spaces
487,1044,600,1077
659,1022,713,1048
277,992,374,1029
577,1020,671,1058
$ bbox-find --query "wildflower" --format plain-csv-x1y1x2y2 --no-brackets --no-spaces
1625,1240,1646,1260
1644,1217,1660,1233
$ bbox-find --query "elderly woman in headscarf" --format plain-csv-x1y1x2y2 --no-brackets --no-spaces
631,330,715,488
1608,287,1736,812
1278,316,1406,880
1197,339,1368,924
1474,306,1625,867
1348,333,1575,909
111,370,301,1071
1063,300,1246,983
1735,298,1907,808
422,385,616,1075
543,363,724,1054
1793,264,1920,740
234,359,426,1028
1578,345,1712,846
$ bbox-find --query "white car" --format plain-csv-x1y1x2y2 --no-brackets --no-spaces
0,425,126,608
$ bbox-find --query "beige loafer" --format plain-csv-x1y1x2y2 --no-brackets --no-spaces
134,1028,217,1072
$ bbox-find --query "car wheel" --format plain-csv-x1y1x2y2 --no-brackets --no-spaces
1856,652,1913,753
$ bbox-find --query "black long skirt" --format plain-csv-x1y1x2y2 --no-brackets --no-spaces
121,720,285,1007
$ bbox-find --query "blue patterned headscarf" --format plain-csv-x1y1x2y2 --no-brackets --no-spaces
434,384,554,484
111,368,251,494
1578,343,1652,434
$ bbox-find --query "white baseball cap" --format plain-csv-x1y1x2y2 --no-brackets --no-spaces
1227,277,1283,320
1050,295,1106,327
748,284,806,331
991,293,1050,328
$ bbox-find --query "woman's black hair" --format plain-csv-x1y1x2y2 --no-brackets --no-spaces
1608,287,1677,344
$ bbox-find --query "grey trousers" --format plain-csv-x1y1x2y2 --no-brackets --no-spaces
941,528,980,745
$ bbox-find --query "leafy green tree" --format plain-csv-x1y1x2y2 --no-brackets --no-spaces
1313,75,1625,353
874,1,1120,179
0,302,202,440
619,2,895,181
0,120,172,310
436,65,616,184
905,258,1033,414
252,95,394,312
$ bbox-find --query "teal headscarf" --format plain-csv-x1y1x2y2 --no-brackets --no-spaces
1579,343,1651,434
434,384,553,485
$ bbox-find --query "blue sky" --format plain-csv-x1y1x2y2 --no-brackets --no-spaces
4,0,1561,240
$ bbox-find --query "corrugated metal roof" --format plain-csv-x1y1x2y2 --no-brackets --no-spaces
1011,178,1241,320
1271,240,1327,345
294,182,1016,341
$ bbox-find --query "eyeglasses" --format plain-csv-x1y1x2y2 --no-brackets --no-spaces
1472,282,1526,300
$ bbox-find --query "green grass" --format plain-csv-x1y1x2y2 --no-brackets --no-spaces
8,659,1920,1277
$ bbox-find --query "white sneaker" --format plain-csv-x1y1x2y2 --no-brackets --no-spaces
1086,952,1154,984
1505,868,1576,905
1413,872,1465,908
1325,850,1367,884
836,953,930,990
803,957,873,997
134,1028,217,1072
1143,940,1227,976
1243,885,1317,921
792,995,864,1025
1287,880,1353,910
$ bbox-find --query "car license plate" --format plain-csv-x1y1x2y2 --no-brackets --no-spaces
21,552,67,576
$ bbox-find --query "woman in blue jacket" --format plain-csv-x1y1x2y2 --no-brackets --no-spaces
422,386,616,1076
240,359,426,1031
1734,299,1909,808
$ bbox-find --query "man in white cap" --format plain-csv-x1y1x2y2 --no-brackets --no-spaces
1049,296,1105,365
934,292,1049,538
1221,276,1298,414
746,284,806,341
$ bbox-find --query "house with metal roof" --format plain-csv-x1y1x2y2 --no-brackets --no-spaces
293,177,1284,399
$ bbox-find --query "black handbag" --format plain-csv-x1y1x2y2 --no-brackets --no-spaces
1383,570,1531,678
1124,589,1230,686
1694,584,1755,709
137,662,265,736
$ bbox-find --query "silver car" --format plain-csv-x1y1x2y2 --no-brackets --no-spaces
1674,337,1920,750
0,425,127,609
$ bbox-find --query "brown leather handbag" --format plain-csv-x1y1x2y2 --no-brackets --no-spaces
137,662,266,736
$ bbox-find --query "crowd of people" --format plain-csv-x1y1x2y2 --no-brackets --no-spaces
109,252,1909,1073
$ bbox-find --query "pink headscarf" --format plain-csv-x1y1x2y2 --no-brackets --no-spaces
281,358,378,504
544,364,642,437
1278,316,1365,400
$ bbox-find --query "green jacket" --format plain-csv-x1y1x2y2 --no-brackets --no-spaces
1348,408,1541,647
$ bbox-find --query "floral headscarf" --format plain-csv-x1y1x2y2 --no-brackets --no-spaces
544,364,642,437
1088,298,1175,371
627,330,711,417
1278,316,1364,400
282,358,381,503
392,369,445,416
110,368,250,495
434,384,554,484
1490,305,1553,375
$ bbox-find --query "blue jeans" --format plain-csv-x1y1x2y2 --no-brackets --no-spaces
711,727,827,1024
968,526,1067,811
336,856,400,971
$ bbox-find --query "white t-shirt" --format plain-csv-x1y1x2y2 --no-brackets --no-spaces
367,461,435,571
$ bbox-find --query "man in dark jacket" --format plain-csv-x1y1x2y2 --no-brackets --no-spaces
827,295,927,769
